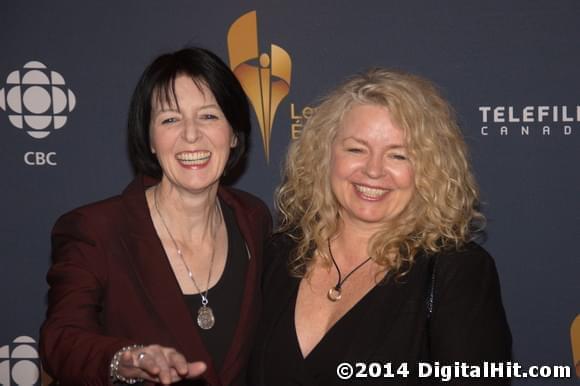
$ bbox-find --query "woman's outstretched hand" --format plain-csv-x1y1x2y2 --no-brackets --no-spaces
116,344,206,384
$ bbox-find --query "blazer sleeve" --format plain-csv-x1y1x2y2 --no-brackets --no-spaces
429,244,512,384
40,210,135,386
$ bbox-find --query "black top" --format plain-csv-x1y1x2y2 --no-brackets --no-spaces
184,201,248,372
248,234,512,386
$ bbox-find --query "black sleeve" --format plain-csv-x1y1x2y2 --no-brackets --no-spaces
429,243,512,384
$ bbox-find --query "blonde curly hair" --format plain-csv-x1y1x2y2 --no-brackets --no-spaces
276,68,484,277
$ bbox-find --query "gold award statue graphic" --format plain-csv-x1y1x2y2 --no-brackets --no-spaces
227,11,292,163
572,314,580,378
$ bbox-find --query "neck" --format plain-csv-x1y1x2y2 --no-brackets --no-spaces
329,219,380,266
150,178,221,244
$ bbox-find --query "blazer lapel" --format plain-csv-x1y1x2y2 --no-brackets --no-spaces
216,187,264,385
120,176,221,386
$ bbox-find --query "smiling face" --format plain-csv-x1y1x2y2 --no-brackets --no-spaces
330,104,415,231
150,74,237,195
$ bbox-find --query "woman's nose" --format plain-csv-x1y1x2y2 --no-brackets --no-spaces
363,154,386,179
182,119,201,142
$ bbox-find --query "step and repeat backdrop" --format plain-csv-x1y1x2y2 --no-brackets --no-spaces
1,1,579,385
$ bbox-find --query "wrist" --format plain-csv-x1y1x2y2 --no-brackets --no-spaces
109,344,145,384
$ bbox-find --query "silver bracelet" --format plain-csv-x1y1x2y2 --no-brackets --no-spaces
109,344,145,384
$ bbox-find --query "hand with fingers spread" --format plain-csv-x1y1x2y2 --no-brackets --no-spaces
113,344,206,385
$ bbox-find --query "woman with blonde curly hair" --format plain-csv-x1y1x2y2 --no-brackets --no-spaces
248,69,511,385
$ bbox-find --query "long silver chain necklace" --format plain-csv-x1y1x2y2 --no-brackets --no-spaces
327,239,373,302
153,187,218,330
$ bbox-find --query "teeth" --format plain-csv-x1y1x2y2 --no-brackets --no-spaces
176,151,211,164
354,184,388,198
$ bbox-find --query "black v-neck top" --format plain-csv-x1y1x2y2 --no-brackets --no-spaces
183,201,248,372
271,278,389,385
248,234,511,386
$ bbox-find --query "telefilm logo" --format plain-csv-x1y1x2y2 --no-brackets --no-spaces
0,336,41,385
227,11,292,163
479,105,578,136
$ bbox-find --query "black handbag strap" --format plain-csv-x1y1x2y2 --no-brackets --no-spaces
426,255,437,320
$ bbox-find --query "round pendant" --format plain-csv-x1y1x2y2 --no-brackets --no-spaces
197,305,215,329
327,287,342,302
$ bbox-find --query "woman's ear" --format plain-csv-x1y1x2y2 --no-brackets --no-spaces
231,135,238,148
150,132,156,153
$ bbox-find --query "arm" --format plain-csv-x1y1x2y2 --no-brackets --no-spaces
40,210,134,385
429,244,512,384
40,211,206,385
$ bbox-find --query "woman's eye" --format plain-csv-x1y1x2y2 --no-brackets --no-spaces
391,153,408,161
347,148,363,153
161,117,177,124
200,114,219,120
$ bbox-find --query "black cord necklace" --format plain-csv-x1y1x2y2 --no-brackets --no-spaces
327,239,373,302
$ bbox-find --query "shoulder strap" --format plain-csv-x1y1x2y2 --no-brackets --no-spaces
425,255,437,358
426,255,437,320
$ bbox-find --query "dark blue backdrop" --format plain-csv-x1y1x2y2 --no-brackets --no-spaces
1,1,578,385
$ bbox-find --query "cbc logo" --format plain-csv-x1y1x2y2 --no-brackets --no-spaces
0,61,76,139
0,336,40,385
24,152,57,166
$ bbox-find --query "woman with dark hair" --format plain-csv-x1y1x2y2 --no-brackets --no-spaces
40,48,271,386
249,69,511,385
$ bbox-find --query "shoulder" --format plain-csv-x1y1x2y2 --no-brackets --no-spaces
53,175,154,236
53,195,125,234
265,233,296,260
219,186,269,214
431,241,504,300
218,186,272,231
434,242,497,278
438,241,491,259
266,232,296,251
49,194,131,282
52,176,147,238
263,232,296,278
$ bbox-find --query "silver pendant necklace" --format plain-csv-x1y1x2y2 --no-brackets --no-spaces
153,187,218,330
327,239,373,302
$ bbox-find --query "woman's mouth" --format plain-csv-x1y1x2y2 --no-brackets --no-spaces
354,184,389,200
176,151,211,167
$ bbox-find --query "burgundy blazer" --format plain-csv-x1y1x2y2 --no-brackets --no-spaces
40,175,272,386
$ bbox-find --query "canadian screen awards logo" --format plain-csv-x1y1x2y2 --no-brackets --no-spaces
0,61,76,139
0,336,41,385
227,11,292,163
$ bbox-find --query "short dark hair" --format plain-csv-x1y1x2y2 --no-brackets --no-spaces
127,47,251,178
